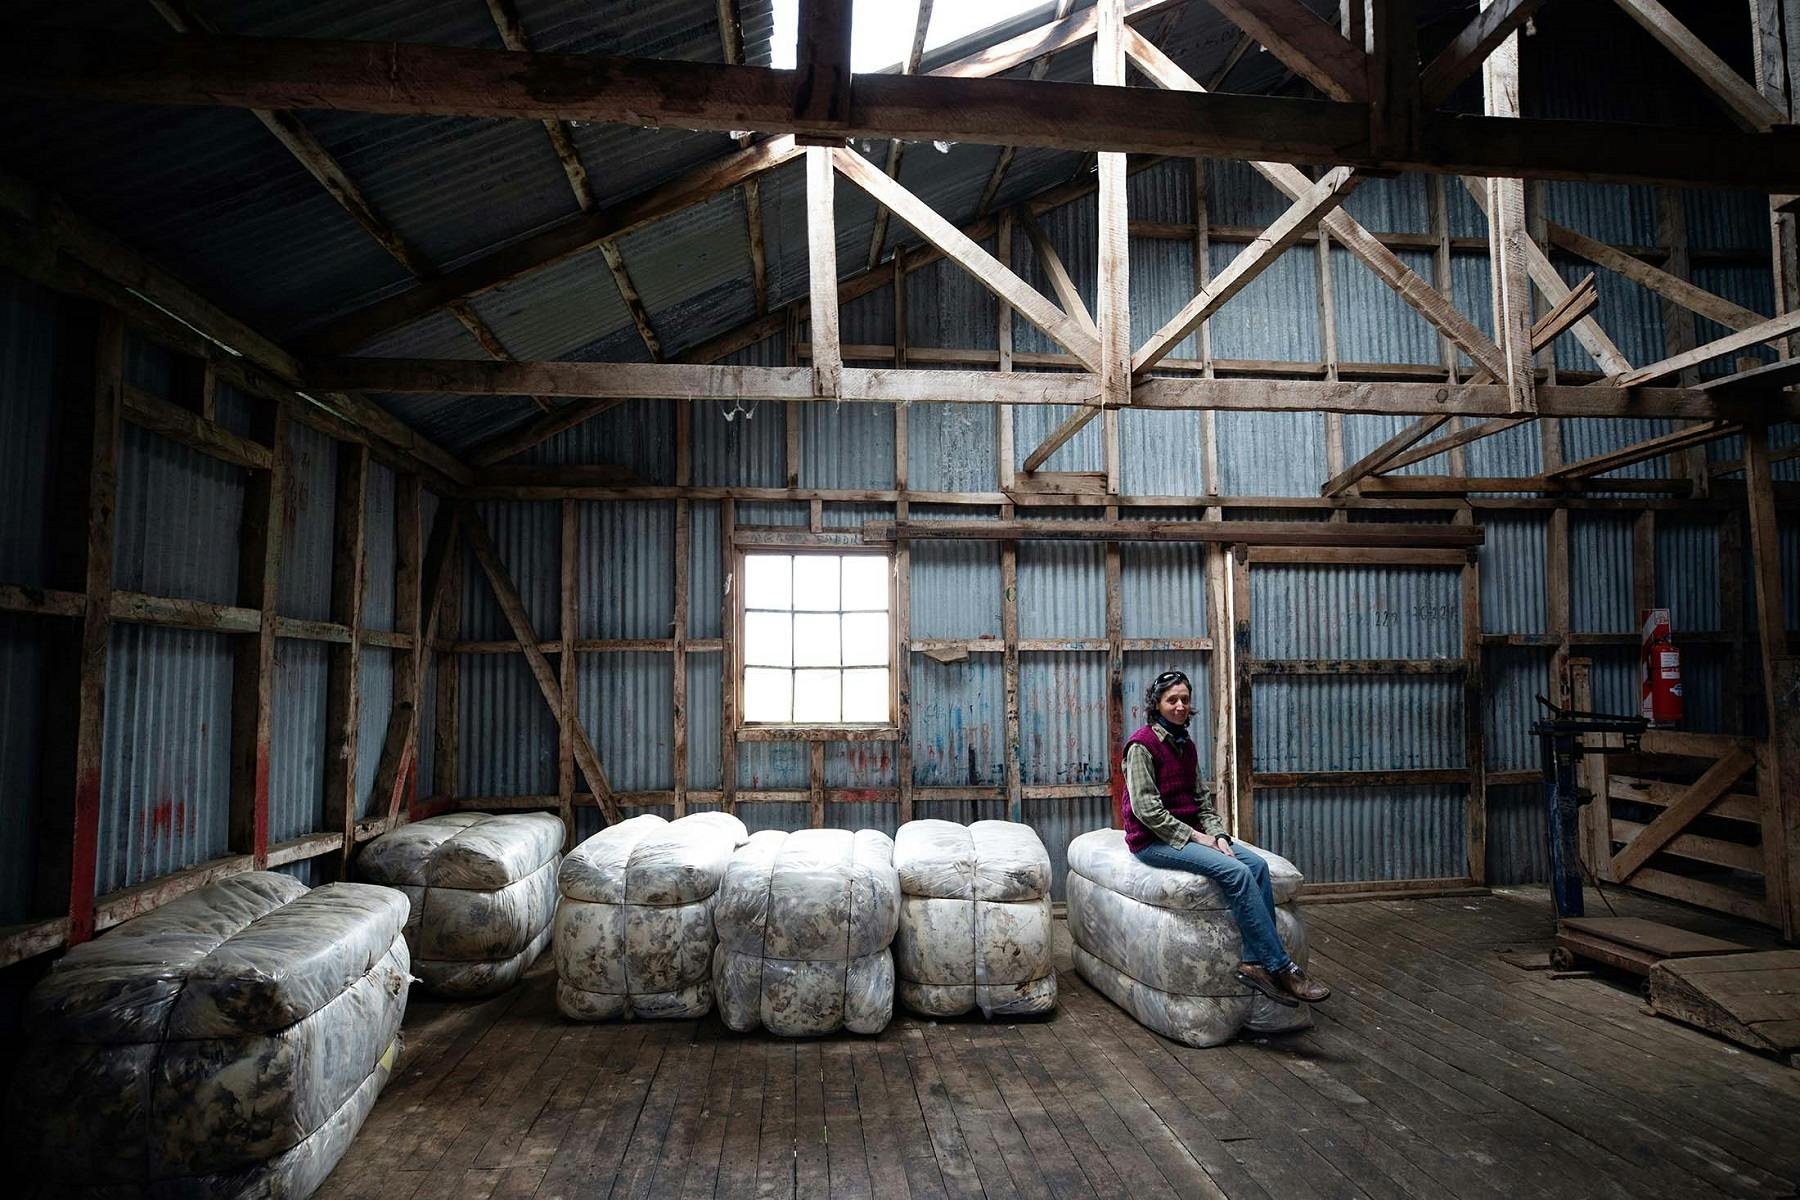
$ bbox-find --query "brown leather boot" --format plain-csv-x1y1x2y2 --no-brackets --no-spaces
1274,964,1330,1004
1234,962,1300,1008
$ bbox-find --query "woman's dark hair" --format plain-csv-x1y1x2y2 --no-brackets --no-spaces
1144,669,1191,714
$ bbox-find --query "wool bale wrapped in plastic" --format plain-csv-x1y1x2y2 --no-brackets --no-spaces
3,872,410,1198
712,828,900,1037
356,811,563,997
1066,828,1313,1048
553,811,748,1020
892,819,1057,1018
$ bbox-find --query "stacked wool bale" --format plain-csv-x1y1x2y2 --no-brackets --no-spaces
713,828,900,1037
356,812,562,997
553,811,748,1020
4,873,410,1198
892,819,1057,1018
1066,828,1313,1047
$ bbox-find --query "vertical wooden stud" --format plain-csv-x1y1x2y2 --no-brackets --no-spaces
559,498,578,842
231,403,286,866
323,441,369,877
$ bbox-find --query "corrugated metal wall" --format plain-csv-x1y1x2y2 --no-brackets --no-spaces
7,95,1800,924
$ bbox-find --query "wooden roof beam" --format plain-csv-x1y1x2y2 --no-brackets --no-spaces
1611,0,1788,132
1206,0,1370,101
864,0,933,272
1419,0,1546,108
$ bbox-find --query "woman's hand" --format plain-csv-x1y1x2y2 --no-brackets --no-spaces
1206,835,1236,857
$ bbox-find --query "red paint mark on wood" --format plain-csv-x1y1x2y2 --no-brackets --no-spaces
254,742,271,866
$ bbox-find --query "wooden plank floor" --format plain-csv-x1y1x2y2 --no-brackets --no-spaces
318,885,1800,1200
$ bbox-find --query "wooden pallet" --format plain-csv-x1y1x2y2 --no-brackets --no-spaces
1552,916,1747,976
1650,950,1800,1065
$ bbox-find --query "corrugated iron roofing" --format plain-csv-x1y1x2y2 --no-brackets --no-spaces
98,624,233,894
1257,785,1467,883
581,501,674,639
1254,674,1464,772
1018,541,1105,639
1569,512,1635,633
738,740,807,790
1020,653,1108,785
686,652,723,789
361,460,397,630
1656,516,1723,632
1215,411,1324,497
910,403,1001,493
0,619,48,924
799,404,896,490
1479,513,1548,635
356,646,393,818
1120,406,1207,496
1119,543,1208,639
1333,245,1439,365
910,542,1002,638
1484,784,1549,886
464,500,560,638
460,652,559,795
279,418,338,621
582,651,673,791
113,424,245,604
909,655,1005,787
269,639,327,845
1253,565,1462,660
0,272,57,588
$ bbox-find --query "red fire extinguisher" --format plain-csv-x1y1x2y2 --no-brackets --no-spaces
1639,607,1684,726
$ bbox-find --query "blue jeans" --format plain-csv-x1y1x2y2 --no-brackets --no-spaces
1133,840,1293,972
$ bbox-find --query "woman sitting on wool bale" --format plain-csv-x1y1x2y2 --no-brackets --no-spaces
1123,669,1331,1007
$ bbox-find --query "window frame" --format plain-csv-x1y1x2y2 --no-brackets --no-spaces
733,546,901,740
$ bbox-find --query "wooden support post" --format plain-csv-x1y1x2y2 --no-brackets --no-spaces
1206,536,1232,806
894,289,913,827
674,402,691,819
996,210,1016,490
463,505,622,825
1744,424,1797,936
810,741,827,829
1367,0,1420,161
230,403,286,867
1722,511,1746,735
1460,529,1487,885
1106,527,1125,830
1317,213,1345,521
1482,6,1536,414
1231,543,1255,840
1632,510,1657,618
435,542,461,805
559,498,578,842
1547,506,1572,707
1657,187,1711,491
1098,0,1127,499
806,144,842,399
795,0,852,130
721,499,738,812
1002,503,1023,823
38,306,122,942
1194,158,1220,495
322,441,369,877
371,470,419,829
1570,657,1612,877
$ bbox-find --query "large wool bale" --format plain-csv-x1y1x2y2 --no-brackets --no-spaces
892,819,1057,1018
712,828,900,1037
4,872,410,1198
356,811,563,997
553,811,748,1020
1066,828,1313,1048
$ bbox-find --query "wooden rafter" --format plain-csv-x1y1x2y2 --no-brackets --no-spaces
1419,0,1546,107
1205,0,1369,100
1460,176,1634,379
461,504,623,825
1546,419,1741,481
974,0,1076,217
304,357,1796,422
293,2,1168,358
152,0,559,412
1328,273,1601,492
865,0,934,271
1122,30,1509,379
832,146,1103,370
1615,308,1800,387
1481,14,1536,413
1547,222,1773,335
1611,0,1788,132
17,29,1800,189
484,0,663,362
714,0,769,316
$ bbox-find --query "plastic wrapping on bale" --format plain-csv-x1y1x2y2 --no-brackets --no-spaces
4,872,411,1197
892,819,1057,1018
712,828,900,1037
553,811,748,1020
1066,828,1313,1047
356,811,563,997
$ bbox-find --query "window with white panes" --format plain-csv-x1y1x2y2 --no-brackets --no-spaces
740,552,892,726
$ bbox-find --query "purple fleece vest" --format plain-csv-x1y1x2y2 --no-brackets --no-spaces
1121,724,1200,853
